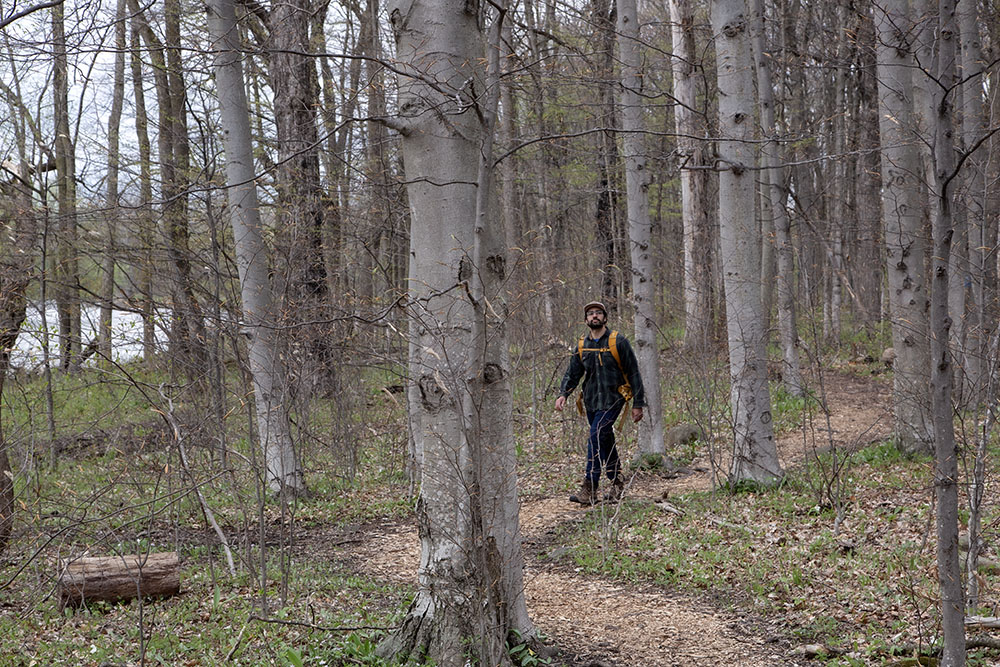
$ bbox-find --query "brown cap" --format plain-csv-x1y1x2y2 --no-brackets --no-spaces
583,301,607,317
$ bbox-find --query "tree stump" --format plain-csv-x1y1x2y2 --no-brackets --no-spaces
58,552,180,608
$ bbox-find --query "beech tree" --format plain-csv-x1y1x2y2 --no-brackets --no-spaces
205,0,305,496
711,0,782,485
617,0,664,456
375,0,532,662
669,0,714,352
874,0,934,456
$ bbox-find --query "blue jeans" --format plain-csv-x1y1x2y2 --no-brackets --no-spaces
586,404,623,488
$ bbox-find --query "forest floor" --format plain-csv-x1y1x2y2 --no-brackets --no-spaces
347,367,895,666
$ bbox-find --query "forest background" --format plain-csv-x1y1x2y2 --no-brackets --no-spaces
1,0,999,664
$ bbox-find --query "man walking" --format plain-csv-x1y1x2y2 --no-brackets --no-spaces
555,301,645,504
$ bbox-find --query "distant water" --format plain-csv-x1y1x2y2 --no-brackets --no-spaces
12,302,169,369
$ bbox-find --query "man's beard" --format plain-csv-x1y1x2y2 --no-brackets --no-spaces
587,318,605,330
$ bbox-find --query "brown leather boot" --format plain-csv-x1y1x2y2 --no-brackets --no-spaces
569,480,597,505
604,476,625,502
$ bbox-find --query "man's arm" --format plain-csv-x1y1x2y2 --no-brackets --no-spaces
555,349,585,410
619,336,647,408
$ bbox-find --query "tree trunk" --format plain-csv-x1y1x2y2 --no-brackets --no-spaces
266,0,328,341
958,0,991,405
712,0,782,486
617,0,664,455
0,175,33,552
377,0,530,663
929,1,965,662
749,0,803,396
58,552,180,608
874,0,934,456
100,0,127,368
128,0,208,378
670,0,714,351
128,12,157,365
52,1,80,372
206,0,305,496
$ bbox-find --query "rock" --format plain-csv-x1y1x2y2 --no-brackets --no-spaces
666,423,701,447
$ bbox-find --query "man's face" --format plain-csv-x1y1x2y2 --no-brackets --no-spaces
586,308,606,329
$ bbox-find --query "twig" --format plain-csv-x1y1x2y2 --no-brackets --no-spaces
158,385,237,576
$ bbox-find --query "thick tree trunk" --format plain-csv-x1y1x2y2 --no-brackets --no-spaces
206,0,305,496
670,0,714,351
58,552,180,608
712,0,782,485
874,0,934,456
377,0,529,663
617,0,664,455
749,0,803,396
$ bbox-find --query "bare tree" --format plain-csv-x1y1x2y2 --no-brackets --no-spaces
617,0,664,456
376,0,532,662
749,0,803,396
670,0,714,351
712,0,782,485
874,0,933,456
99,0,127,367
927,0,964,660
205,0,305,496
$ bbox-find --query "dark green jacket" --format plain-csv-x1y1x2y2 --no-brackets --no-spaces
559,329,646,412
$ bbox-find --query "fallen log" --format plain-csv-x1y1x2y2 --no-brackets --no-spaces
58,552,180,608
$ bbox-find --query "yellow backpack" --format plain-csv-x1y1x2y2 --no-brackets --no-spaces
574,330,633,415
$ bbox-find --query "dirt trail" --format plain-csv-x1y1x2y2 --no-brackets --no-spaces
356,371,892,665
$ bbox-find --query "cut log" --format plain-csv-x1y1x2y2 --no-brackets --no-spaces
58,552,180,608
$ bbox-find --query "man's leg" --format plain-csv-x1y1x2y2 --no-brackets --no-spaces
596,404,623,483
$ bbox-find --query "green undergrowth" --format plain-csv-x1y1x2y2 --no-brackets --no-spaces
0,553,412,666
554,440,1000,665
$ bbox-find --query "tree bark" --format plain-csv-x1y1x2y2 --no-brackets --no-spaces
617,0,664,455
377,0,530,662
874,0,934,456
670,0,714,351
58,552,180,608
712,0,782,485
749,0,803,396
929,0,965,661
100,0,127,368
206,0,305,496
52,1,80,372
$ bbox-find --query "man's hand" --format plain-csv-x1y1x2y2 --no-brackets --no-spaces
632,407,644,423
555,395,567,412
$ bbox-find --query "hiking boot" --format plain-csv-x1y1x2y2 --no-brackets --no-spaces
569,480,597,505
604,477,625,502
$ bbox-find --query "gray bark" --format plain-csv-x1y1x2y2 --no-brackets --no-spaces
929,1,965,661
618,0,664,455
712,0,782,485
206,0,305,496
100,0,127,367
670,0,713,351
874,0,934,456
377,0,530,662
52,1,80,371
958,0,992,404
749,0,803,396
